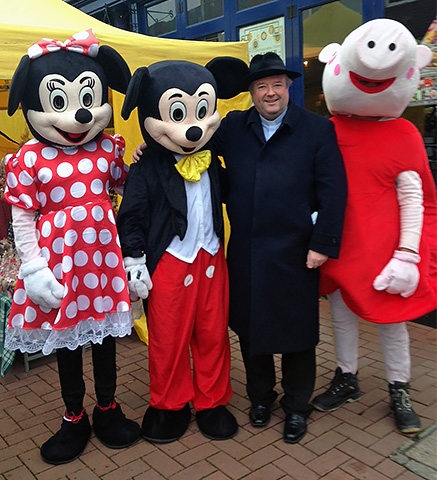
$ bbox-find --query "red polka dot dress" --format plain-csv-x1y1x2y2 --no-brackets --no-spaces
4,134,133,355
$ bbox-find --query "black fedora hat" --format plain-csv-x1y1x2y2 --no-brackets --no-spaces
244,52,301,88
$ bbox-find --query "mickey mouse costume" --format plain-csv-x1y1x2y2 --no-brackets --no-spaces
117,58,247,443
4,30,140,464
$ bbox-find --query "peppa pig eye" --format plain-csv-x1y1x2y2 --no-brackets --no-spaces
389,43,396,51
368,41,375,48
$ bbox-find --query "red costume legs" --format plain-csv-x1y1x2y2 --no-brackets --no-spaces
147,246,232,412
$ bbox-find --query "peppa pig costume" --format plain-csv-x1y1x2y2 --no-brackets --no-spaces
313,19,436,434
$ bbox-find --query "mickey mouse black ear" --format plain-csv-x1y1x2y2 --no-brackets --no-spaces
205,57,250,99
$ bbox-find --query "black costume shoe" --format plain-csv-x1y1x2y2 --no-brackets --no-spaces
312,367,362,412
249,404,271,427
196,405,238,440
389,382,421,434
141,404,191,443
92,401,141,448
40,409,91,465
283,412,307,444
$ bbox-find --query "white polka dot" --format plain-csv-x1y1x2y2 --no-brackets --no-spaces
38,167,53,184
93,250,103,266
71,182,87,198
78,158,93,174
111,165,122,181
50,186,66,203
41,220,52,238
101,273,108,288
84,273,99,289
92,205,104,221
57,162,74,178
6,172,18,188
37,192,47,207
103,296,114,311
28,43,44,59
66,301,78,319
41,146,58,160
64,146,78,155
94,296,104,313
101,138,113,153
97,157,109,172
74,250,88,267
64,230,78,246
18,193,33,209
52,237,64,255
62,255,73,273
91,179,103,194
117,301,130,312
24,306,37,322
72,275,79,291
184,274,193,287
108,209,116,224
41,321,52,330
206,266,215,278
13,288,26,305
11,313,24,327
41,247,50,261
54,211,67,228
88,43,99,57
83,141,97,152
105,252,119,268
54,311,62,324
99,229,112,245
112,276,126,293
24,150,37,168
77,295,90,311
71,206,87,221
83,227,97,244
53,262,63,279
18,170,34,186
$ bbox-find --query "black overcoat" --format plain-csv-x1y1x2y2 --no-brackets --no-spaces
212,103,347,355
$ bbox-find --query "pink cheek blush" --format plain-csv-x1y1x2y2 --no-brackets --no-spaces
406,67,415,79
334,64,341,76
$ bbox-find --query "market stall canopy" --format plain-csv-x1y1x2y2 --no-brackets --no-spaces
0,0,250,159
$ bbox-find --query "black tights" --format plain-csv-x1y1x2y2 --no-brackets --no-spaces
56,336,117,414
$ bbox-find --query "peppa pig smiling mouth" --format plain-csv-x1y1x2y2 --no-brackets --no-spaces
54,127,89,143
349,71,396,94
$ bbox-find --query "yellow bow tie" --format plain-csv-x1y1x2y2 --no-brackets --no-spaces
174,150,211,182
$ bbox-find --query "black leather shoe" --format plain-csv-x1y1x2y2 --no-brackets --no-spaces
249,405,271,427
283,412,307,444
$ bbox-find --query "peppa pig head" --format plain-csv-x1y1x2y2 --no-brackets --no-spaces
319,18,432,118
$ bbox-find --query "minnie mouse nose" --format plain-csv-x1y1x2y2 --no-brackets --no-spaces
75,108,93,124
186,126,202,142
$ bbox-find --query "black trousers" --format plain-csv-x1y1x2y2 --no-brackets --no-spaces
56,335,117,414
239,337,316,417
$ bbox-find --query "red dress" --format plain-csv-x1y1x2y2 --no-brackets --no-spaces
320,116,437,323
4,134,133,354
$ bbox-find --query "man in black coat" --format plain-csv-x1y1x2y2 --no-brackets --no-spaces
211,52,347,443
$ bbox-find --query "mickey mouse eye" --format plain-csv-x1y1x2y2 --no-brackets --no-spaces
389,43,396,51
49,89,68,112
170,101,187,122
368,41,375,48
196,99,209,120
79,86,95,109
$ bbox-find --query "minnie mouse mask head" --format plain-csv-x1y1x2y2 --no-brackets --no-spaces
121,57,248,154
8,29,131,147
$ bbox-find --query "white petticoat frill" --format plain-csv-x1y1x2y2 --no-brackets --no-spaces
4,310,134,356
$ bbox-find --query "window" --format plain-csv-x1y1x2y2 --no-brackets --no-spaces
145,0,177,35
237,0,272,11
187,0,223,26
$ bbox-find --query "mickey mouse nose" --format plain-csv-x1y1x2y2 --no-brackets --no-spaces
75,108,93,124
186,126,202,142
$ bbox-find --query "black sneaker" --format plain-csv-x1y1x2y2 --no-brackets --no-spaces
389,382,421,434
312,367,362,412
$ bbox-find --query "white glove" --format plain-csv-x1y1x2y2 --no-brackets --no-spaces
19,257,65,309
124,255,153,300
373,250,421,298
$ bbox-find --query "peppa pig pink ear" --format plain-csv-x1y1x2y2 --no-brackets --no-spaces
318,43,341,64
416,45,433,70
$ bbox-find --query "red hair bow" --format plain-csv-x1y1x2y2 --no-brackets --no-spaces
28,29,99,60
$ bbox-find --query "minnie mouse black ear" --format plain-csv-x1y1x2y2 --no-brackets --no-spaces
205,57,249,99
7,55,31,116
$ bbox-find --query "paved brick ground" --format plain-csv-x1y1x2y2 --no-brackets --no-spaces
1,298,435,480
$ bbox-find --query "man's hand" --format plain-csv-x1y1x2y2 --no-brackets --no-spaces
306,250,328,269
124,255,153,300
132,142,147,163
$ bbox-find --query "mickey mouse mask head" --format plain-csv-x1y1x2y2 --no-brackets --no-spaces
8,30,131,147
121,57,249,155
